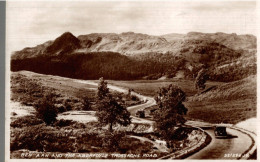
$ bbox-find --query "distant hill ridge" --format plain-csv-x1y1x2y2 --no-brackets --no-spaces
11,31,256,60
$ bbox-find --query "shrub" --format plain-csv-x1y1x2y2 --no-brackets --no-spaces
11,74,44,106
131,95,139,101
10,123,153,154
10,115,43,128
82,96,92,110
11,125,47,151
64,99,72,111
11,124,105,153
36,93,58,125
101,132,125,152
118,137,152,154
54,119,76,127
57,105,66,113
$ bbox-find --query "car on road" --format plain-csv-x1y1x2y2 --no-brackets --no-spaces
214,126,228,138
136,110,145,118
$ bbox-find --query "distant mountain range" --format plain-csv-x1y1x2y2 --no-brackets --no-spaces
11,31,256,81
12,31,256,59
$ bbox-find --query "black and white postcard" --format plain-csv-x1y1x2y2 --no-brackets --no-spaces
5,0,258,161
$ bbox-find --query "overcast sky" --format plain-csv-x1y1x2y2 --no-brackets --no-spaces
6,0,257,53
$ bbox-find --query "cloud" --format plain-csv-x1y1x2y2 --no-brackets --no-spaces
6,1,257,53
190,1,256,12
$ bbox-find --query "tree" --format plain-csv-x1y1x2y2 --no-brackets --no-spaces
126,88,132,99
96,77,131,132
97,77,109,100
154,84,188,140
36,92,57,125
195,68,208,92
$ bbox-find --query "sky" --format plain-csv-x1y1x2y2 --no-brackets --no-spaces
6,0,257,53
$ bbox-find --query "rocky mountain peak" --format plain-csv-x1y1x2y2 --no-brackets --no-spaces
45,32,81,55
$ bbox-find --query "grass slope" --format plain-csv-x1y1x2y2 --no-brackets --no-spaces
185,75,256,124
11,71,142,112
108,79,221,97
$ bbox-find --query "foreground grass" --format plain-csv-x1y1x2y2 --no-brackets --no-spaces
10,114,202,159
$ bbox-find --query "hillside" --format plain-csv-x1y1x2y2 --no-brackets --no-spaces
189,75,256,102
11,31,257,81
185,75,256,124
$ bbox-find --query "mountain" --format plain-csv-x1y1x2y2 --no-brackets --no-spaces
11,31,257,60
76,32,170,54
11,31,256,81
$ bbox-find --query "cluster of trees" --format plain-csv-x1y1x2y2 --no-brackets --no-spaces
208,63,256,82
11,49,255,82
11,52,192,80
12,52,254,83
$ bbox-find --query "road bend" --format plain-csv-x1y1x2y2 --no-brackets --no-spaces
186,125,253,159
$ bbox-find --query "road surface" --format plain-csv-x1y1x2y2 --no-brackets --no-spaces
185,122,254,160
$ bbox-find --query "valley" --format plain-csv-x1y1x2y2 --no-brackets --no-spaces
9,70,256,159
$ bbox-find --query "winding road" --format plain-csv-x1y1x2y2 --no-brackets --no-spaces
75,79,256,160
19,71,256,160
74,79,156,124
